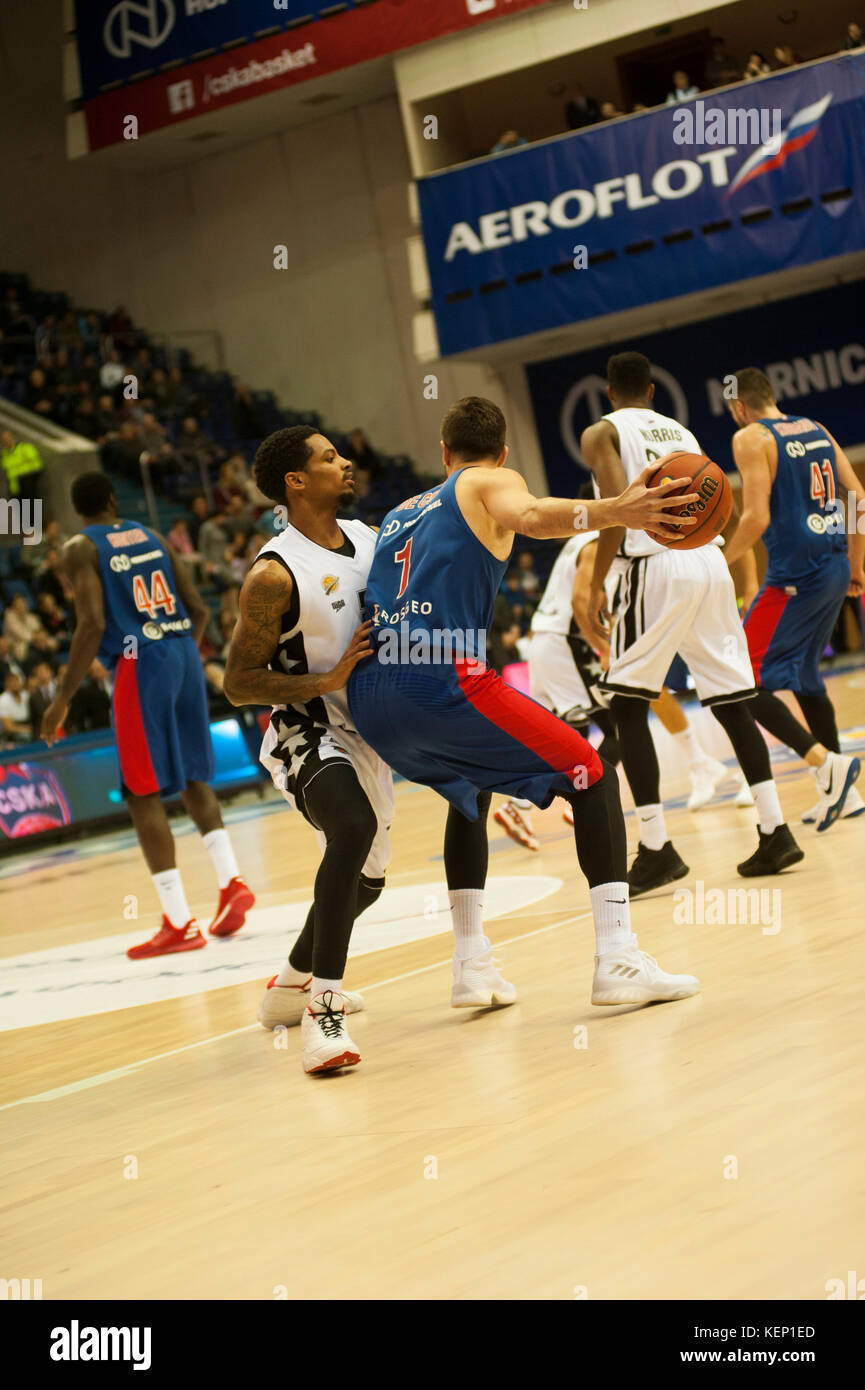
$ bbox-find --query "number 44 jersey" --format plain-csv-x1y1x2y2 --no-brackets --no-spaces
81,520,194,668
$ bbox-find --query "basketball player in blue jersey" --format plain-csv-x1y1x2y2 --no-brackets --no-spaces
723,368,864,828
348,396,703,1009
39,472,255,957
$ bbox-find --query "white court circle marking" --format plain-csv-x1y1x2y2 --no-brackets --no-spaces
0,876,562,1032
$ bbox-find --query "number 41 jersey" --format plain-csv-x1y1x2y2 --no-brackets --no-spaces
81,520,194,669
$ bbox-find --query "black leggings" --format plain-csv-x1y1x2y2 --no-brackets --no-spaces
611,692,774,795
444,761,626,891
750,689,839,758
289,762,384,979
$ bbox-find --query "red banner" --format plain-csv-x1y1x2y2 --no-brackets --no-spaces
82,0,555,152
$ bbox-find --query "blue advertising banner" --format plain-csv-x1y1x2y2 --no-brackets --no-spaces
0,715,264,845
74,0,362,97
524,281,865,498
418,53,865,357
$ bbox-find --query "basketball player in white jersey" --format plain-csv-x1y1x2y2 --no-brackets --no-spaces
224,426,394,1075
579,351,803,893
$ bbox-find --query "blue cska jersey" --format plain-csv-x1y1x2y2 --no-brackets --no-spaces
758,415,848,588
81,520,194,670
363,473,508,669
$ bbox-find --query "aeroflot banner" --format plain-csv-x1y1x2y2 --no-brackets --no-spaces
76,0,554,144
524,281,865,498
418,53,865,357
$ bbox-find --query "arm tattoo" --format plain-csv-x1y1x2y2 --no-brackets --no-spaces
224,563,328,708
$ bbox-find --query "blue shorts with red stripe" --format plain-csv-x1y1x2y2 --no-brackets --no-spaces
348,657,602,821
744,553,850,696
112,638,214,798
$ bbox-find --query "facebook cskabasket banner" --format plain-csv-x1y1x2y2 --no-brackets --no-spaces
524,281,865,498
417,53,865,357
75,0,554,108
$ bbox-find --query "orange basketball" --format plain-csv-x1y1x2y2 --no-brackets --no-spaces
646,451,733,549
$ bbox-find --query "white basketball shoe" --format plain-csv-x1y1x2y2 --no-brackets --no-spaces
802,784,864,825
812,752,861,832
592,945,700,1006
258,975,365,1030
301,991,361,1074
451,951,518,1008
687,756,729,811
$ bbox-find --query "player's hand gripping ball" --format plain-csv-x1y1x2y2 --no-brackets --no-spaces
646,451,733,549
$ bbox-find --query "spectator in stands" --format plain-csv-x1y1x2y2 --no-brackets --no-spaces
491,130,528,153
516,550,540,598
35,592,71,647
666,70,699,103
23,368,55,416
34,549,70,609
348,427,382,484
705,36,739,88
225,528,252,586
186,495,210,548
161,365,193,420
502,570,528,621
197,507,232,587
65,658,112,733
176,416,222,472
773,45,799,69
488,594,522,675
231,383,265,441
79,351,102,394
565,84,600,130
106,305,134,344
34,314,56,359
20,518,67,574
214,457,247,512
167,516,195,557
55,310,82,354
27,660,58,736
0,634,25,688
743,51,771,80
843,21,863,48
632,103,649,112
103,420,144,480
70,396,100,439
0,670,31,744
100,348,126,394
94,392,122,441
3,594,58,666
1,428,44,501
599,101,622,120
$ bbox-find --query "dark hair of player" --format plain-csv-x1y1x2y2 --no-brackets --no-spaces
253,425,318,504
730,367,775,410
606,351,652,399
440,396,507,462
71,471,116,519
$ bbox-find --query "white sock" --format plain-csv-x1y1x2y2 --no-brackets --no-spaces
202,828,240,889
510,798,533,811
449,888,490,960
751,780,784,834
311,978,343,1000
636,803,666,851
152,868,192,928
590,883,636,956
672,725,705,768
275,961,312,988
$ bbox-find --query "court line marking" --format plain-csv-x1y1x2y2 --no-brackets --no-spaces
0,911,589,1112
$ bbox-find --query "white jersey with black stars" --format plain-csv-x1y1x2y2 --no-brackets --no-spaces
256,517,375,796
531,532,599,637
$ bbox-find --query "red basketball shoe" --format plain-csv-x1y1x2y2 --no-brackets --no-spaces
208,876,255,937
127,918,207,960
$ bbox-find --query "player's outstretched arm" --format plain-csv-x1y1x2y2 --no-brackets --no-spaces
474,459,698,542
224,559,373,707
724,425,773,566
41,536,106,745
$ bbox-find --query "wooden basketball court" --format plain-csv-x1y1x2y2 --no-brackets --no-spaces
3,670,863,1301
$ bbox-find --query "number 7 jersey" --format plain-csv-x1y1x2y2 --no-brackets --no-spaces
81,520,194,668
